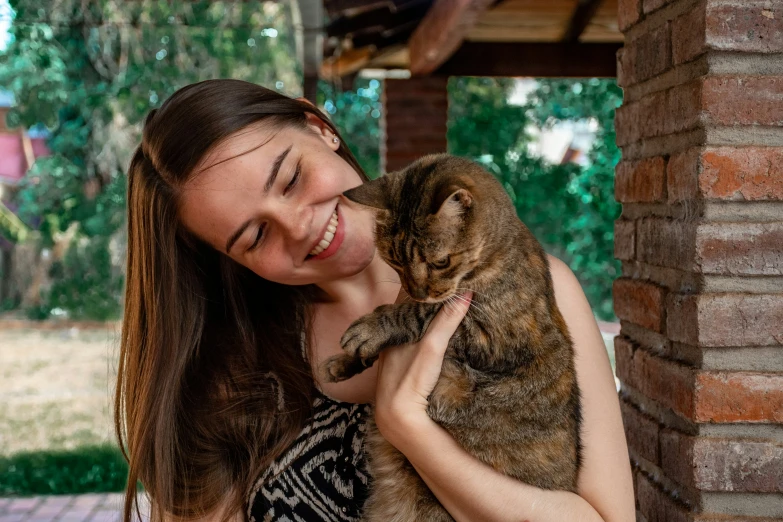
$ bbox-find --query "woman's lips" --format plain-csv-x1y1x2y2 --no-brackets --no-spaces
310,205,345,261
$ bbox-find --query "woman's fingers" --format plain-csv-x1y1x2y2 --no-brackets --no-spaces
420,293,473,358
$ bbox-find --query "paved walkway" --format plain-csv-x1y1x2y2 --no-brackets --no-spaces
0,493,147,522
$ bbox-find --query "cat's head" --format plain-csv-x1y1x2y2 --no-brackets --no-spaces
344,154,511,302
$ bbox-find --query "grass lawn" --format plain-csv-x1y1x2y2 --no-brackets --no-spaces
0,328,121,454
0,327,126,495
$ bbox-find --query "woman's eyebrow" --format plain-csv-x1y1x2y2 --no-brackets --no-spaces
265,144,293,194
225,144,293,254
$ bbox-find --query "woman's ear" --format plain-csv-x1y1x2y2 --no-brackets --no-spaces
298,100,341,151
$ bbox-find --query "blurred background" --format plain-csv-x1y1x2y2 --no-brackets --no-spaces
0,0,620,506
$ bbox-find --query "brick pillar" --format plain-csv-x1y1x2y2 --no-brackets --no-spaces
381,76,448,173
614,1,783,520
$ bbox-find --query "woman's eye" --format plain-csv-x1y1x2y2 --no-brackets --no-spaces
284,164,301,194
432,256,451,269
247,224,265,252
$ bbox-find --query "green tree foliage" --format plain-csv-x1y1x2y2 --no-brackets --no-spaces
0,0,299,318
526,79,623,320
448,77,622,319
319,78,383,179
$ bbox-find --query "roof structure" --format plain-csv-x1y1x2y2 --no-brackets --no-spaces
317,0,622,83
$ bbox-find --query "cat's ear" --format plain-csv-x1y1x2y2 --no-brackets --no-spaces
343,176,392,211
434,187,473,219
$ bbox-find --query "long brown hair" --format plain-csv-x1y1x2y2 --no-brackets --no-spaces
115,79,369,522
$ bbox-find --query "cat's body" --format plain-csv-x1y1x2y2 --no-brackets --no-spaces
322,154,581,521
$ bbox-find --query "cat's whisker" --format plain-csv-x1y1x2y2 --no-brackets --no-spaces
456,286,487,298
449,293,491,323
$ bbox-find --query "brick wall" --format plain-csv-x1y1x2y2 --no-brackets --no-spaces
615,0,783,520
381,76,448,173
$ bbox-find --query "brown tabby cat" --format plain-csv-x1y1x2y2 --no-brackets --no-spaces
321,154,582,522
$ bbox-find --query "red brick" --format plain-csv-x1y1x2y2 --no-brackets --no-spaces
695,372,783,423
622,23,673,85
659,428,694,489
643,0,677,15
616,157,668,202
615,81,701,146
667,148,700,203
614,278,667,332
636,218,783,275
703,76,783,127
636,218,697,270
615,219,636,261
662,431,783,493
620,76,783,145
618,0,641,31
706,3,783,54
616,48,629,88
665,80,702,134
672,5,707,65
636,472,692,522
382,77,448,174
696,222,783,276
621,398,661,465
700,147,783,201
614,335,635,388
667,293,783,347
614,337,695,420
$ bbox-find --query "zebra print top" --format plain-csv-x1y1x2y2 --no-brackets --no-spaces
246,391,371,522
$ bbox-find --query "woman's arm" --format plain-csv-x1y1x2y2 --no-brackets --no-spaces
389,415,608,522
374,257,635,522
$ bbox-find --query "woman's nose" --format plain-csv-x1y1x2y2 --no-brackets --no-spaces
273,203,310,242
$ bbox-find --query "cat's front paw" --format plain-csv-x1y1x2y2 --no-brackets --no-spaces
341,314,386,361
320,309,404,383
320,353,370,383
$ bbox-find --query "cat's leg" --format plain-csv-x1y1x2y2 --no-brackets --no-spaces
321,301,438,383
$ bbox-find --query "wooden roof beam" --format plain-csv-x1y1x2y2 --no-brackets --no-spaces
562,0,605,43
407,0,496,76
326,1,431,39
436,42,621,78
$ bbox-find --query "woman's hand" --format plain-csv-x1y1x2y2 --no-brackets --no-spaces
373,290,472,448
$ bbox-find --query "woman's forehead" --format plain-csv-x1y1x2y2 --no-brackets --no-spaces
192,123,280,177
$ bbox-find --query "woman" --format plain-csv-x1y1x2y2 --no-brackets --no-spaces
115,79,635,522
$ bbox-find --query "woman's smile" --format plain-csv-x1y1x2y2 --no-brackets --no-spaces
308,203,345,261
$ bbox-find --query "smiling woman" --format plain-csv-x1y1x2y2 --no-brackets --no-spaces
116,79,375,522
118,78,634,522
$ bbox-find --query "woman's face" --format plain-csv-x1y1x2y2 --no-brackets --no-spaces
178,119,378,286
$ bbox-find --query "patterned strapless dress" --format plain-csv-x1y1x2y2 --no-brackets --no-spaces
246,391,371,522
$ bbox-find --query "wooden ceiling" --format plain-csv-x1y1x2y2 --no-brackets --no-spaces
467,0,622,43
321,0,622,79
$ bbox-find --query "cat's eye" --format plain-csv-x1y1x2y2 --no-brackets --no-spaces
432,256,450,269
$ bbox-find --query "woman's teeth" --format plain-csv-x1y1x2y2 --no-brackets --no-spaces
310,210,338,256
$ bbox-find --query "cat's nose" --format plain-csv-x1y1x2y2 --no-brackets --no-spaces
408,286,429,301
